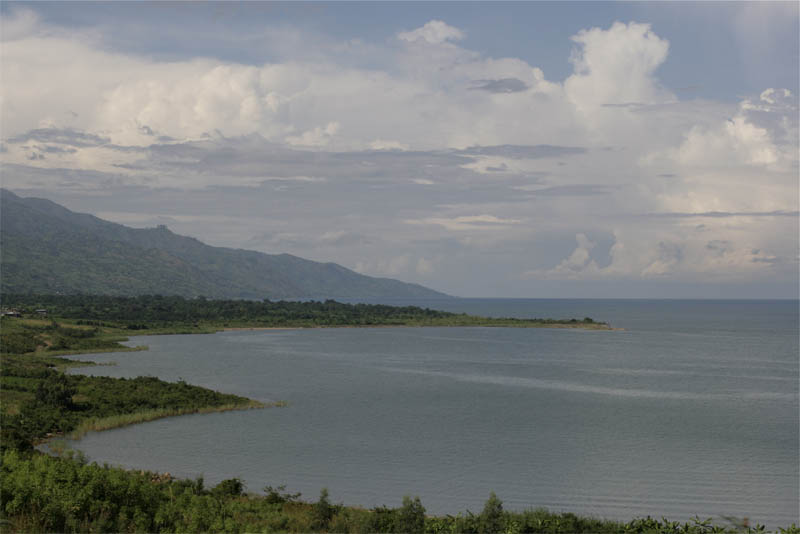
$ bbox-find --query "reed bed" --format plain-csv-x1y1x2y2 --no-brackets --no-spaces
43,345,149,358
68,399,272,440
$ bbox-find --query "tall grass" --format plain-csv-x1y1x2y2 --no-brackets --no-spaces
68,399,273,440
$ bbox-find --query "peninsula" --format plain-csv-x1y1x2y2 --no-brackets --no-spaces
1,294,614,331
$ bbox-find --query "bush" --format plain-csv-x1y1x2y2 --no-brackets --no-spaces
35,373,75,409
263,484,302,504
0,332,40,354
212,478,245,498
313,487,334,531
479,492,503,534
397,495,426,534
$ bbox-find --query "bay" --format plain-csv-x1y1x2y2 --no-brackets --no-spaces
66,299,799,527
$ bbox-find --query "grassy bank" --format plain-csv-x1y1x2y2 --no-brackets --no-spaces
67,400,267,440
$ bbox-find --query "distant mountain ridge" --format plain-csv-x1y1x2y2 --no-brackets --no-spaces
0,189,448,300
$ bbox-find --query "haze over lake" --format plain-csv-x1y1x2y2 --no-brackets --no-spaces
67,299,798,528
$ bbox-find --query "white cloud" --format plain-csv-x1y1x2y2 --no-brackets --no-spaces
1,13,796,296
397,20,465,45
523,212,797,283
406,214,522,231
677,116,778,167
0,8,41,42
545,233,601,278
565,21,672,112
286,122,341,147
369,139,409,151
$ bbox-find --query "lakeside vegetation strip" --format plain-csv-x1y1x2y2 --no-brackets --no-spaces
67,399,269,440
1,294,615,330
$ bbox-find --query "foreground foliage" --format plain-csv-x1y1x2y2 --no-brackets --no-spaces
2,450,795,534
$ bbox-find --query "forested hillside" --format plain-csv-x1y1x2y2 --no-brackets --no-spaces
0,189,447,300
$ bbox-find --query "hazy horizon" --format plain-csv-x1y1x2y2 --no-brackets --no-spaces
1,2,798,299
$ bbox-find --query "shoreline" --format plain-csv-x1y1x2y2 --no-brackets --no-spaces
36,400,268,447
67,400,270,441
218,322,620,332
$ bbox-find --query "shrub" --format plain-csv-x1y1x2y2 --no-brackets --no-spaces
479,492,503,534
397,495,426,534
313,487,334,531
212,478,245,498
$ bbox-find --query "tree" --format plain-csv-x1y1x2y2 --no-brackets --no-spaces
479,492,504,534
211,478,244,498
313,488,334,531
35,373,75,409
397,495,426,534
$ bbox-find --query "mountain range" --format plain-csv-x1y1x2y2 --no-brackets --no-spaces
0,189,447,300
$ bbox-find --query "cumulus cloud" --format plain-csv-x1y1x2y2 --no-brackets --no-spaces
286,122,341,147
542,233,601,278
470,78,530,94
566,21,671,110
397,20,465,45
677,116,779,167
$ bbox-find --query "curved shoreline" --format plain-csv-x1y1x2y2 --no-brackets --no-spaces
52,321,618,444
12,329,796,532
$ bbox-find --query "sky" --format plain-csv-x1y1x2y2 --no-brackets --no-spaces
1,1,798,298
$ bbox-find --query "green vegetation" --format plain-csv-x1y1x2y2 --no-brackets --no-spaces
2,450,795,533
2,294,612,330
0,315,143,357
68,402,265,440
0,323,263,453
0,361,262,452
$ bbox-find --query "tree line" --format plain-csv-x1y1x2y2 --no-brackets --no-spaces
1,294,604,329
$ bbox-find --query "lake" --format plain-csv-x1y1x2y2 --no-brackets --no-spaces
66,299,799,527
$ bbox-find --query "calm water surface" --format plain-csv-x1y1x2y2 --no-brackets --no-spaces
67,300,799,527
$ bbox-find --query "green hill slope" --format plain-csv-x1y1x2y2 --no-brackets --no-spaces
0,189,447,299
